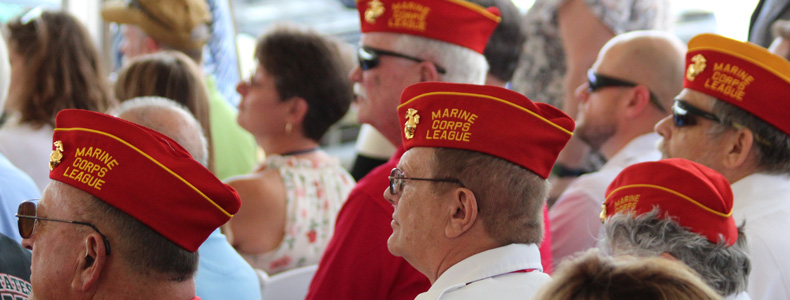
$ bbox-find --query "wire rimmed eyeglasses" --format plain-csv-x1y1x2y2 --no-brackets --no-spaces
16,199,111,255
387,168,465,195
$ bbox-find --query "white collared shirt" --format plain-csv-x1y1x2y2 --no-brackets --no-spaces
731,173,790,300
416,243,551,300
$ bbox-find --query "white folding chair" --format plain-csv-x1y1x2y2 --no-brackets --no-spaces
258,264,319,300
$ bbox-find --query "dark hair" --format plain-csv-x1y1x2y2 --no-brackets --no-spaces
466,0,526,82
114,51,214,171
255,24,352,141
432,148,547,245
85,194,198,281
5,10,115,128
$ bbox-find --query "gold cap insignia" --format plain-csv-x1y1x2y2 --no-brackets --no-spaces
49,140,64,171
404,108,420,140
599,203,607,224
686,54,707,81
365,0,385,24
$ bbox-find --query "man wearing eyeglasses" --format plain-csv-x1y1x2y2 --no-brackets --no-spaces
17,109,241,300
549,30,685,267
306,1,500,299
654,33,790,300
383,82,573,299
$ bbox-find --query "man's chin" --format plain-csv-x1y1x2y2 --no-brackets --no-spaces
386,236,402,257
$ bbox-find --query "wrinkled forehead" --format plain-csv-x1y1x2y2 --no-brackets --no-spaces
40,181,90,216
399,147,437,174
676,88,717,109
360,32,400,49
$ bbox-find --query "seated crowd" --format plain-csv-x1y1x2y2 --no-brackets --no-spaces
1,0,789,300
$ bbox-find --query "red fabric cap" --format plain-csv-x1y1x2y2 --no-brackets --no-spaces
603,158,737,246
49,109,241,252
356,0,501,54
684,33,790,135
397,82,574,178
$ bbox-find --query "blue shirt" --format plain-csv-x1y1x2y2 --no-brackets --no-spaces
0,154,40,243
195,229,261,300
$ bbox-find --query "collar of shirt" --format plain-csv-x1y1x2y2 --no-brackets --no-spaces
417,243,544,299
600,132,662,172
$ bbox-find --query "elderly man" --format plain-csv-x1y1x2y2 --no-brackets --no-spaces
654,33,790,300
17,109,240,299
549,30,685,266
101,0,257,181
601,158,751,299
384,82,573,299
114,97,261,300
306,1,501,299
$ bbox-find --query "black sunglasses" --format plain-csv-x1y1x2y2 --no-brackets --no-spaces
671,99,721,127
388,168,464,195
587,70,667,113
671,100,772,146
16,200,111,255
358,46,447,74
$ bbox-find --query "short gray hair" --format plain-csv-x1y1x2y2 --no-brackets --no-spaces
113,96,209,167
600,209,750,297
707,97,790,175
432,148,548,245
388,33,488,84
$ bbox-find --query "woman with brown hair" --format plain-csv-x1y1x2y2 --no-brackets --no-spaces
114,51,214,171
534,250,723,300
226,24,355,274
0,9,116,190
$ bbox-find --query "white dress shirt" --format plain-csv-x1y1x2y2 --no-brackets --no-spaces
730,173,790,300
415,243,550,300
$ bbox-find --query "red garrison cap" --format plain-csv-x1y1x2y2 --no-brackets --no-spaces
356,0,501,54
49,109,240,252
602,158,737,246
397,82,574,178
684,33,790,135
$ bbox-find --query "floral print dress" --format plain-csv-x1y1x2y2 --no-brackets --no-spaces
240,155,355,274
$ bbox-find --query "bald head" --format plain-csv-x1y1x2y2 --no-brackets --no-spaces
113,96,208,166
594,30,687,108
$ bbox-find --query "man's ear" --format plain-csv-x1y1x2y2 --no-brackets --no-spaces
445,188,478,239
723,127,756,169
73,233,108,292
622,85,652,118
419,61,441,82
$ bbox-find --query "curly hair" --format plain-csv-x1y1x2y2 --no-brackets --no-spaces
600,209,750,296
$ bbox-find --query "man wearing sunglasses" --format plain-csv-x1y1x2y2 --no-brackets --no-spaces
307,1,500,299
654,33,790,300
17,109,241,300
549,30,685,267
384,82,573,299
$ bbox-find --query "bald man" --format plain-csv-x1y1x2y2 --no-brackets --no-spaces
549,30,687,267
114,97,262,300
